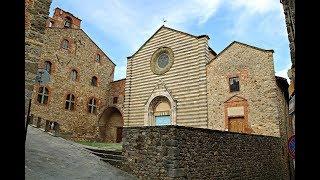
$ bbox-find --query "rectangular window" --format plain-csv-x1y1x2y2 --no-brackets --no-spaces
229,77,240,92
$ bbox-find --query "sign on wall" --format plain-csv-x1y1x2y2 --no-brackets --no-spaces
35,69,50,85
227,106,244,117
289,95,295,115
288,135,295,159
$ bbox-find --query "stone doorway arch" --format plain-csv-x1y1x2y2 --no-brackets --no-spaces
144,90,177,126
98,107,124,142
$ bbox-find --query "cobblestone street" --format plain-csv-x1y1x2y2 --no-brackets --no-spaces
25,126,136,180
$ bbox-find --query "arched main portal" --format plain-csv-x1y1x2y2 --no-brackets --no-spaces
98,107,123,142
145,92,177,126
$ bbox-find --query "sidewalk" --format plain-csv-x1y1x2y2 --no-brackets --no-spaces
25,125,136,180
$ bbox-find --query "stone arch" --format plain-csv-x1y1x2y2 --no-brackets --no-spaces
98,106,124,142
144,90,177,126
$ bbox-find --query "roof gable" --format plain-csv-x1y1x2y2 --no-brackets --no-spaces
46,27,116,66
127,25,210,59
207,41,274,65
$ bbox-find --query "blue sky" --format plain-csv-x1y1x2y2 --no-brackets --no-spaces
49,0,291,81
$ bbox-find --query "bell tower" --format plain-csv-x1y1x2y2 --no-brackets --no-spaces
46,7,82,29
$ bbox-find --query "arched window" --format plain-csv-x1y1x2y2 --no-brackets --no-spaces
70,69,78,81
88,98,97,114
113,97,118,104
65,94,75,110
44,61,52,74
37,87,49,104
96,54,101,62
48,21,54,27
62,39,69,49
64,17,72,28
229,77,240,92
91,76,97,86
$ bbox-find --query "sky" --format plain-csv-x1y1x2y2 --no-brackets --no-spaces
49,0,291,82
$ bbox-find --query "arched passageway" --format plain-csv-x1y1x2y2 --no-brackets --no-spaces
98,107,123,142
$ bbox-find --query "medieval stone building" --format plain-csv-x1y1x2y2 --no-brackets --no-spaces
30,8,125,142
281,0,295,143
124,26,288,137
281,0,295,177
25,0,52,124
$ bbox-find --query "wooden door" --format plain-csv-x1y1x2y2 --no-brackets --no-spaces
116,127,123,143
228,117,245,133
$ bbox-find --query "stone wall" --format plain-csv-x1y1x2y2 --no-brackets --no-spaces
281,0,295,67
122,125,288,179
30,9,115,141
206,41,285,137
25,0,52,122
107,78,126,114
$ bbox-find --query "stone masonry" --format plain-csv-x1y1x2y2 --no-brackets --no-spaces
206,41,288,137
30,8,116,141
280,0,295,178
106,78,126,115
25,0,52,122
121,125,288,179
124,26,288,139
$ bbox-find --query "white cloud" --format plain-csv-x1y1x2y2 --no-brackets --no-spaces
227,0,286,39
229,0,279,14
162,0,221,26
53,0,290,81
60,0,221,54
114,65,127,81
275,63,292,83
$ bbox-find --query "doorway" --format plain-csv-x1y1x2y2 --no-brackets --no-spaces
228,117,245,133
98,107,124,142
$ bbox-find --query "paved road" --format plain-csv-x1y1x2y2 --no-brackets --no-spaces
25,126,136,180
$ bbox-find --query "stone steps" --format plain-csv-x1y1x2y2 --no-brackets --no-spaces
90,151,125,161
85,147,124,167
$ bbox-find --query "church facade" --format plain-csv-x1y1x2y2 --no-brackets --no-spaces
124,26,288,137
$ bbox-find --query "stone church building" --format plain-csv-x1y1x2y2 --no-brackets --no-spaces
30,8,125,142
124,26,288,137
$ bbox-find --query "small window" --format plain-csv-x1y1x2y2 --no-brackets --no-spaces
229,77,240,92
48,21,54,27
70,69,78,81
113,97,118,104
91,76,97,86
96,54,101,62
88,98,97,114
62,39,69,49
37,87,49,104
65,94,75,110
64,17,72,28
44,61,52,74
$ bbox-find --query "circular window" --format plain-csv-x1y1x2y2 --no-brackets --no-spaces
157,53,169,68
151,47,174,75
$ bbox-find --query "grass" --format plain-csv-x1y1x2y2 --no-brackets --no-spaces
76,141,123,151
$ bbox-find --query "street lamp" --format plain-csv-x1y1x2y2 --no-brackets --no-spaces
25,68,50,142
